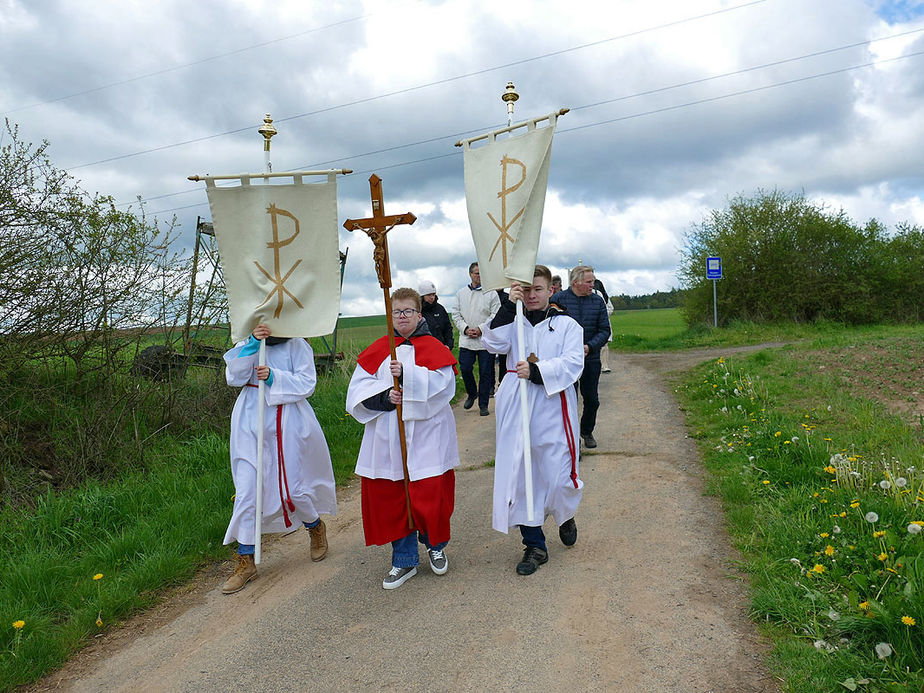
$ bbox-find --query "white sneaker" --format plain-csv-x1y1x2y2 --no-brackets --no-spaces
428,549,448,575
382,565,417,590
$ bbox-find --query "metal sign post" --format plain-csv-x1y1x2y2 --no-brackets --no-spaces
706,256,722,327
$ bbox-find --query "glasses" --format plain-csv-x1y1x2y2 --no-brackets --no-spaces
391,308,419,318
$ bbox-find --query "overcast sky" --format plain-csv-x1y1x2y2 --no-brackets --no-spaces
2,0,923,316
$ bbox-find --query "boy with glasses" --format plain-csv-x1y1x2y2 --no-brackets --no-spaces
346,288,460,589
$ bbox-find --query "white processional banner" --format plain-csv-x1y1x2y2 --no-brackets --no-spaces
462,114,558,291
205,173,340,342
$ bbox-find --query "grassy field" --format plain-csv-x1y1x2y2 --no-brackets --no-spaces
673,325,924,691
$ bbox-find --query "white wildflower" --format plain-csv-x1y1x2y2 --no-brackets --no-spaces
879,480,892,490
832,525,841,534
850,471,861,478
865,512,879,523
895,477,907,488
909,524,922,535
828,609,840,622
875,642,893,659
721,406,727,413
791,436,799,442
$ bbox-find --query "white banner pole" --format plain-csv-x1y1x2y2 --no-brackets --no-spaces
515,295,536,523
254,337,266,564
252,115,277,566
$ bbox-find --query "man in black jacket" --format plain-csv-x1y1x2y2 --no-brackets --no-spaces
550,265,611,449
419,280,454,350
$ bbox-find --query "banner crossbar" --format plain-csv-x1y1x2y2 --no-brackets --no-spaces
187,169,352,182
455,108,569,148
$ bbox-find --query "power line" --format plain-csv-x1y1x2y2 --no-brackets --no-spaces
1,13,371,116
124,26,923,209
144,46,924,218
66,0,767,171
558,49,924,137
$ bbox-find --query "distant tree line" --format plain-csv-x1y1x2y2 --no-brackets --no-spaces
609,288,684,311
678,190,924,326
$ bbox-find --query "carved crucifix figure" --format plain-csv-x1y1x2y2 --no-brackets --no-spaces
344,174,417,528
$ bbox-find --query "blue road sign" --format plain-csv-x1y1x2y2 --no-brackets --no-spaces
706,256,722,280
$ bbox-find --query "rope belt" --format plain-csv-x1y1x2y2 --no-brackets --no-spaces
245,383,296,527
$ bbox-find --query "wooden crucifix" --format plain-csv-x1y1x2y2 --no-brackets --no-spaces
344,174,417,528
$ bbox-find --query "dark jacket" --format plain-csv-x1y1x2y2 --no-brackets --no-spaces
421,297,454,349
549,288,611,360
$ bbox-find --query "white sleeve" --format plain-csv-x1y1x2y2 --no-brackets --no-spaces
266,339,317,406
536,320,585,396
345,362,392,424
224,341,256,386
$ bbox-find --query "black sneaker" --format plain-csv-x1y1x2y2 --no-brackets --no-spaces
516,546,548,575
463,395,476,410
582,433,597,449
479,407,490,416
559,517,577,547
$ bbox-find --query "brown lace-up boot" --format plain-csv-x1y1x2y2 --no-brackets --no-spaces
222,553,257,594
308,519,328,562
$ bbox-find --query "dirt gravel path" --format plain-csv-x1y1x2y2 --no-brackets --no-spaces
33,346,783,692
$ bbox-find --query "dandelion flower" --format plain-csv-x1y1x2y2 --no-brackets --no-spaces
93,573,103,581
774,431,782,437
789,558,802,566
819,532,829,538
824,545,835,556
859,601,870,610
96,617,103,627
875,642,892,659
902,615,916,626
850,502,860,508
762,480,770,485
879,480,892,490
909,524,923,535
812,564,826,574
873,530,886,538
895,477,907,487
791,436,799,442
828,609,840,621
878,552,888,562
833,525,841,534
823,466,836,474
865,512,879,523
12,620,24,629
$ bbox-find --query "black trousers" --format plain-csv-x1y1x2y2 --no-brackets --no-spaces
459,347,496,409
574,357,602,435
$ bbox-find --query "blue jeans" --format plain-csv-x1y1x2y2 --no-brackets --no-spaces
392,531,449,568
237,518,319,555
519,525,547,552
575,357,602,435
459,347,496,409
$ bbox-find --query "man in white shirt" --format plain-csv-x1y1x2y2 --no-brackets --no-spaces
451,262,501,416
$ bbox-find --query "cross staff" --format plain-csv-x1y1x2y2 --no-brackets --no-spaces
344,174,417,529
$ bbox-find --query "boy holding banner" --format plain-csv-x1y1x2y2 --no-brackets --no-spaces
481,265,585,575
221,323,338,594
346,288,460,590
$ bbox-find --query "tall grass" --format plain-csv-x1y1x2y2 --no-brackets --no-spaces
0,355,364,691
674,326,924,690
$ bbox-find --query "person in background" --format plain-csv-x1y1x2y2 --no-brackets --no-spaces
451,262,501,417
592,277,615,373
419,279,454,350
550,265,611,449
551,275,562,294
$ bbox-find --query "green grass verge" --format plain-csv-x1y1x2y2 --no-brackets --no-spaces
0,368,363,691
608,308,924,353
673,325,924,691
